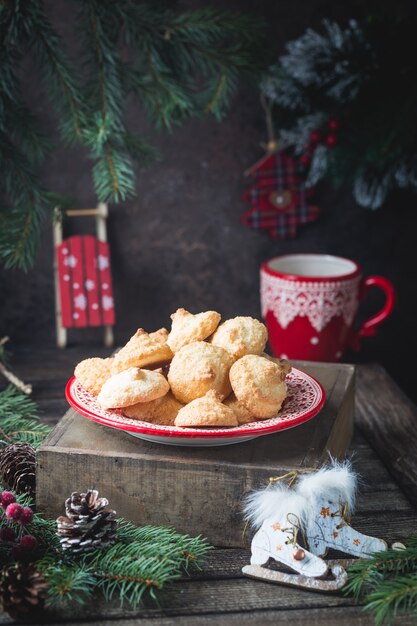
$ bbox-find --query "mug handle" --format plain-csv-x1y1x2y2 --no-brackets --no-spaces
350,276,395,351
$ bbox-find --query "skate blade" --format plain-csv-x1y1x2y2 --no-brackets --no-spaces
242,562,347,593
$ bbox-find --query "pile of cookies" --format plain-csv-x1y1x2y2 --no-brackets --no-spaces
74,309,291,428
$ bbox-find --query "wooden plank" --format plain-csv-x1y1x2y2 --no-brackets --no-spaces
37,363,355,547
21,607,417,626
356,364,417,504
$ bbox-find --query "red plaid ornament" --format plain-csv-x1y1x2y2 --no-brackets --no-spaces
241,150,319,239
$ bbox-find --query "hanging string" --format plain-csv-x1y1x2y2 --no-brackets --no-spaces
267,468,317,489
260,92,278,154
243,93,278,176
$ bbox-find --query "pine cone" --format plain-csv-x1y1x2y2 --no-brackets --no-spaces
0,562,47,619
0,443,36,495
56,489,117,553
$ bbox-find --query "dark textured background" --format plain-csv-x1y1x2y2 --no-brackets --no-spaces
1,0,416,399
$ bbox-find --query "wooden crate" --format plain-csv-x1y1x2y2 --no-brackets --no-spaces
36,362,355,547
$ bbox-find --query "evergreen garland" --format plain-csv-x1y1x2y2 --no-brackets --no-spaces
0,0,262,270
345,540,417,625
0,489,209,612
262,11,417,209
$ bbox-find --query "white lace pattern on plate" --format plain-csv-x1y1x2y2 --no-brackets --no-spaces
261,272,361,333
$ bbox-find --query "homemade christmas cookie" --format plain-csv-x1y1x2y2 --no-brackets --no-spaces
98,367,169,409
229,354,287,419
74,357,114,396
123,391,184,426
261,353,292,380
210,316,268,360
224,393,254,425
112,328,173,373
168,341,233,404
167,308,221,353
175,390,238,428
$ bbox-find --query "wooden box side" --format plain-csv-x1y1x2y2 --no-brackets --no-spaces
37,363,355,547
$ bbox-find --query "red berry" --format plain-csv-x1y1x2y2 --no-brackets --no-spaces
0,492,16,508
309,129,322,144
325,134,337,147
0,527,17,542
20,535,37,551
328,118,340,131
20,507,33,525
5,503,23,521
299,154,311,166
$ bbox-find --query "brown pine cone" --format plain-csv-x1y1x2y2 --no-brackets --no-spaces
0,562,47,619
0,443,36,495
56,489,117,553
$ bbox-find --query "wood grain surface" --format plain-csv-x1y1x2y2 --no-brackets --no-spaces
2,346,416,625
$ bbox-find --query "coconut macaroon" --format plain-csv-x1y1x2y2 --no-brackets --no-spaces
168,341,233,404
98,367,169,409
167,308,221,353
229,354,288,419
210,316,268,360
224,393,254,425
260,353,292,379
111,328,173,373
123,391,184,426
175,391,238,428
74,357,114,396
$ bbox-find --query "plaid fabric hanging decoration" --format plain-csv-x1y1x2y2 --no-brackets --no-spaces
241,150,320,240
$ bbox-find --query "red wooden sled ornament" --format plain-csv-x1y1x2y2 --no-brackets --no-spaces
53,203,115,348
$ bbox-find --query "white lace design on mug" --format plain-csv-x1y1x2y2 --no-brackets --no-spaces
260,272,361,333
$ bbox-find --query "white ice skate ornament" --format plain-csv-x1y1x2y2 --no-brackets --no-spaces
249,512,328,578
243,461,388,591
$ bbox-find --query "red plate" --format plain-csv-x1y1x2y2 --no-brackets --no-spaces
65,367,325,447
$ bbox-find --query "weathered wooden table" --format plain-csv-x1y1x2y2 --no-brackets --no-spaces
3,347,417,625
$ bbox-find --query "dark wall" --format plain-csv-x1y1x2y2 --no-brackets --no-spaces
1,0,417,400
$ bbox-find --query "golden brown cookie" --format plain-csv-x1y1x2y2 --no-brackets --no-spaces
123,391,184,426
97,367,169,409
112,328,173,373
167,308,221,353
210,316,268,360
175,391,238,428
168,341,233,404
74,357,114,396
261,353,292,380
224,393,254,425
229,355,287,419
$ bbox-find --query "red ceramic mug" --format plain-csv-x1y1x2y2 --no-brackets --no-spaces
260,254,395,362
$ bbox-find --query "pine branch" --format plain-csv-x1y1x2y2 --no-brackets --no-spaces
116,521,210,567
345,540,417,624
123,133,160,165
37,557,96,607
33,519,210,608
365,575,417,626
22,2,87,143
121,5,262,125
0,386,51,447
346,542,417,600
83,526,209,607
0,0,263,268
263,15,417,208
79,0,134,202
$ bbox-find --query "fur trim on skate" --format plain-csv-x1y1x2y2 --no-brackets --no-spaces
244,459,357,530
